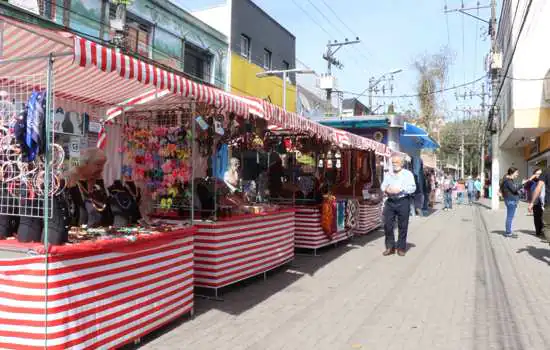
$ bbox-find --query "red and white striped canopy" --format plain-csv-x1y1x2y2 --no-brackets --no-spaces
245,97,391,155
0,15,250,117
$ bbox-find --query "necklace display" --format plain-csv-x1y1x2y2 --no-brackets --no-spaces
77,181,107,212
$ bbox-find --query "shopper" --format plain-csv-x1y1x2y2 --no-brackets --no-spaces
381,155,416,257
442,175,454,211
466,176,475,204
501,167,520,237
526,169,545,237
455,179,465,205
474,176,482,200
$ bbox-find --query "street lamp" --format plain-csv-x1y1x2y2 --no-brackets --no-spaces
256,68,316,110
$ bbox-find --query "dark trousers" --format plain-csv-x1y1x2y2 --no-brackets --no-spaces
533,203,543,236
383,197,411,250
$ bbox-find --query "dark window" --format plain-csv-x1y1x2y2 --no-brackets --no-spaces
283,60,290,70
240,34,250,59
184,42,213,83
263,49,272,69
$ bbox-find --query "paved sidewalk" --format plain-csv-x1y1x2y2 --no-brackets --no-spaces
132,202,550,350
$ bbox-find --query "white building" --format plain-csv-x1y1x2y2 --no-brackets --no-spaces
496,0,550,176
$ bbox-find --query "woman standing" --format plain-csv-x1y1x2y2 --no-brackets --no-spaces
501,167,520,237
526,169,544,236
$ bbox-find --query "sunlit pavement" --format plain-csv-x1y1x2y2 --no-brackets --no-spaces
132,200,550,350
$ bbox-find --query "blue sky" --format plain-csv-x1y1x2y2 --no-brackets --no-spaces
178,0,492,117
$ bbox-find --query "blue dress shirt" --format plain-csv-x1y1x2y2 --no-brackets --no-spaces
381,169,417,198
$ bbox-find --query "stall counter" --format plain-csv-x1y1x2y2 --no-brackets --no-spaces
353,202,383,235
193,209,295,292
0,227,195,350
294,206,351,252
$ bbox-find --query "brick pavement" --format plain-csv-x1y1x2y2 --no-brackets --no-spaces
132,201,550,350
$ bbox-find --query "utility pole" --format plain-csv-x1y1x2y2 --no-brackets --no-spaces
489,0,499,211
445,0,497,207
480,82,486,185
461,133,465,178
322,38,360,111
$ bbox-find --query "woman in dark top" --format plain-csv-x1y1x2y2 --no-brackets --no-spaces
501,167,520,237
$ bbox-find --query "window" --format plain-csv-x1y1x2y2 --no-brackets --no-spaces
240,34,250,59
184,42,213,83
263,49,272,69
283,60,290,70
126,23,150,57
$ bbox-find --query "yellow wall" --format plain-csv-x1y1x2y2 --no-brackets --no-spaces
231,54,297,112
523,129,550,160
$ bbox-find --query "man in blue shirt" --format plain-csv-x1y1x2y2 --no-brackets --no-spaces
381,155,417,256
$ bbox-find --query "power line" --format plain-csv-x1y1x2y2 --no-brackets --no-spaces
319,0,376,64
290,0,333,39
342,75,486,99
488,0,533,121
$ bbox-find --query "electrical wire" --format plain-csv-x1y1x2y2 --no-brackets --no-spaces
41,0,318,100
319,0,376,65
342,75,486,99
290,0,333,39
488,0,533,124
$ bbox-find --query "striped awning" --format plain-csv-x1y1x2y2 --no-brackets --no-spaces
0,15,250,117
246,97,391,155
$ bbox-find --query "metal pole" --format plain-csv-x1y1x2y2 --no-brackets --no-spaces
490,0,499,210
460,133,465,178
282,71,287,111
368,77,374,111
43,53,54,349
191,105,195,224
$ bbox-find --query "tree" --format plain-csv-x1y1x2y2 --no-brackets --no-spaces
439,117,485,176
412,47,453,135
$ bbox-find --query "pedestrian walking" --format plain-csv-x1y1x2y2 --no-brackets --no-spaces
381,155,416,257
455,180,465,205
466,176,475,204
442,175,454,211
501,167,520,237
422,170,431,215
474,176,482,200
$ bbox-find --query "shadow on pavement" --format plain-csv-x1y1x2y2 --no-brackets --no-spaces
123,229,388,348
516,245,550,265
475,202,492,210
518,229,537,236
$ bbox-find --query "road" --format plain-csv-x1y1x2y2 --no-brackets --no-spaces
132,201,550,350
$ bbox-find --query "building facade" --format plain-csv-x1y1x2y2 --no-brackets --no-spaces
192,0,297,111
9,0,229,89
341,98,370,117
495,0,550,175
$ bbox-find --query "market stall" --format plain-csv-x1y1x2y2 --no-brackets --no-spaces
193,209,294,295
248,99,388,251
0,15,255,348
0,226,194,350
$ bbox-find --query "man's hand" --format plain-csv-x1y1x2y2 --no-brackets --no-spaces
528,202,534,213
385,186,401,195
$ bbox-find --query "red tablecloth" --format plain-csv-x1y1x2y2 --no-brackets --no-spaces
0,227,195,350
194,210,295,289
